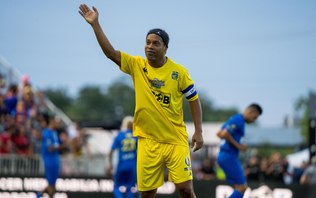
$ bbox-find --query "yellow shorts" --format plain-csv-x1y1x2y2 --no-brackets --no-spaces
137,137,193,191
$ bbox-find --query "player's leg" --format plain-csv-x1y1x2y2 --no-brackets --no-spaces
229,160,247,198
113,168,124,198
166,144,196,198
126,166,137,198
175,180,196,198
217,152,247,198
113,182,123,198
140,189,157,198
125,184,134,198
137,138,165,198
229,184,247,198
46,161,59,198
46,185,56,198
41,163,57,198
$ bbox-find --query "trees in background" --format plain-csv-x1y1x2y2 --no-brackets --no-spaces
44,77,237,124
294,91,316,143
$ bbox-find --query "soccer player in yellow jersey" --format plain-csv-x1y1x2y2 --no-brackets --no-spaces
79,4,204,198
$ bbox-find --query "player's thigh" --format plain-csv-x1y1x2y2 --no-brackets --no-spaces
166,144,193,184
217,152,246,185
44,165,59,185
137,138,165,191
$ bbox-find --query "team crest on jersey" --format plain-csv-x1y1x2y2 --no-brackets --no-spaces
150,78,165,89
229,124,236,130
171,71,179,80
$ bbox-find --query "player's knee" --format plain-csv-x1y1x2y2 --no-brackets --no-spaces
235,184,248,193
140,189,157,198
177,186,195,197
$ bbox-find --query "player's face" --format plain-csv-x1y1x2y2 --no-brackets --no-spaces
50,118,58,130
245,111,260,123
145,34,166,62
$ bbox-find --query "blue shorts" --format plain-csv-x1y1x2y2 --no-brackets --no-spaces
217,151,246,185
44,161,60,185
115,162,136,187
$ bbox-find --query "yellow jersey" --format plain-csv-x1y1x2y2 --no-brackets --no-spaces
120,52,198,146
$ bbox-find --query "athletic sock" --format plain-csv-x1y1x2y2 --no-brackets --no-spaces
229,189,243,198
36,192,41,198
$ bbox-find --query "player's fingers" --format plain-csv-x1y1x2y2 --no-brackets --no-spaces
79,4,86,13
193,141,203,152
92,6,98,14
190,140,195,148
80,4,90,14
78,11,84,17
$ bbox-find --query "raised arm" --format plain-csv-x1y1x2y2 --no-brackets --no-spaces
79,4,121,66
189,99,204,152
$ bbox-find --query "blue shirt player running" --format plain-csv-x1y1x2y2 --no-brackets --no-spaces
217,103,262,198
108,116,138,198
38,115,64,198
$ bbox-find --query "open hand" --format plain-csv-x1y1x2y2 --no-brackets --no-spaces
79,4,99,25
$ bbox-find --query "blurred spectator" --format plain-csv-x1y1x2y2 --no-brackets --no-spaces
58,130,70,155
292,161,308,184
70,122,86,157
300,157,316,185
245,155,260,181
197,158,216,180
258,158,270,183
0,94,7,118
4,84,18,116
12,125,30,155
21,76,34,117
267,152,287,183
15,100,28,126
0,73,6,95
0,126,13,154
29,127,42,155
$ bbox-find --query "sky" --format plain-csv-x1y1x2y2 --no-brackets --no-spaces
0,0,315,127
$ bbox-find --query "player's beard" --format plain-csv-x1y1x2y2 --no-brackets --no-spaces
145,51,157,62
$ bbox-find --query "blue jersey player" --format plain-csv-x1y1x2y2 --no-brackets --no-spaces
217,103,262,198
38,115,65,198
108,116,138,198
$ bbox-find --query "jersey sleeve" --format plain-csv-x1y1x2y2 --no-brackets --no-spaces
222,115,241,135
180,68,198,101
120,51,141,76
111,133,121,150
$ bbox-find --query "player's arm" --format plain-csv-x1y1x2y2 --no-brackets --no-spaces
300,169,309,184
217,129,247,151
189,98,204,152
79,4,121,67
107,149,114,176
47,142,66,152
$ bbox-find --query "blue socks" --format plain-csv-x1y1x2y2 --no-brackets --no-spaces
229,189,243,198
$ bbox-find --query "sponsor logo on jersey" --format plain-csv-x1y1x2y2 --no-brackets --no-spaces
150,78,165,89
152,90,170,107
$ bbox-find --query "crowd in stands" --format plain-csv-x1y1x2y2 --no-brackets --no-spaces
0,75,86,158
